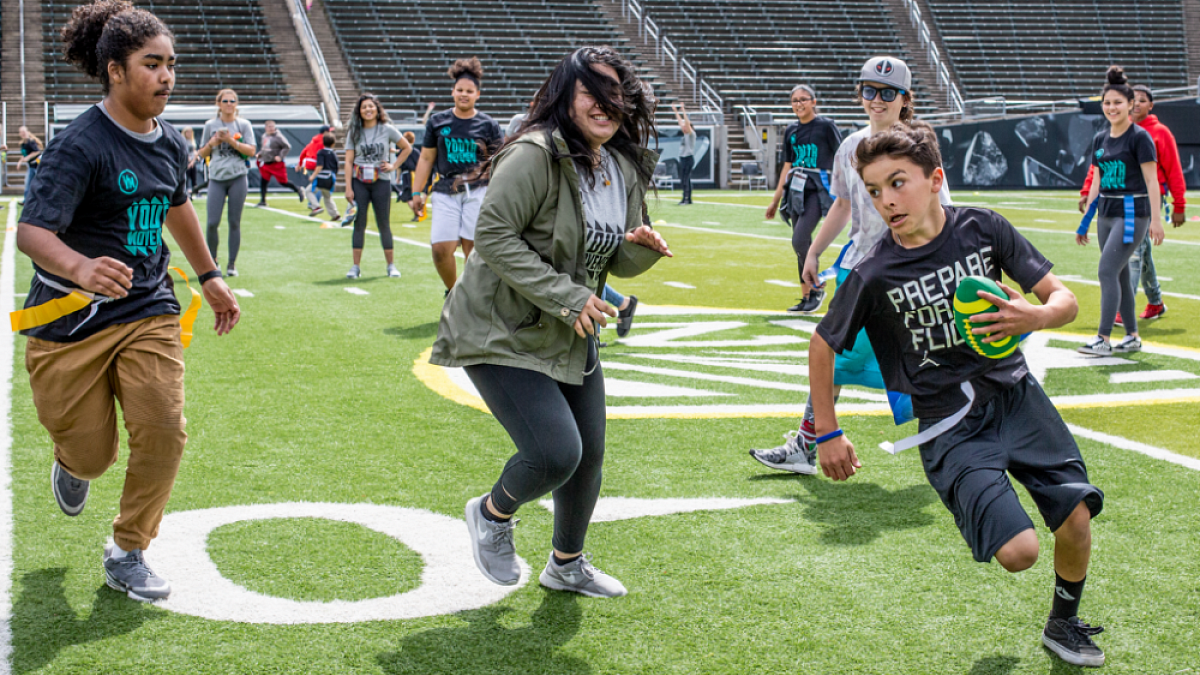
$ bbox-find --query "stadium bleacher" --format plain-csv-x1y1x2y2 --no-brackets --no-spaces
926,0,1190,101
323,0,675,121
40,0,290,103
636,0,934,121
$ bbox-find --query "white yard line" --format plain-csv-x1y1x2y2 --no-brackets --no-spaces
1067,424,1200,471
257,207,464,258
344,287,370,296
654,222,790,242
1057,275,1200,301
1,200,18,674
232,289,254,298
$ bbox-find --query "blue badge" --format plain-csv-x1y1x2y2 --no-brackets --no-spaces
441,127,451,136
118,169,139,195
1095,148,1104,159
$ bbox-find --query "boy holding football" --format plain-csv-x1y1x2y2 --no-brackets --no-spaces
809,122,1106,667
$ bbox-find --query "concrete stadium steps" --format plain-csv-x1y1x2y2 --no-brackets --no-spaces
1184,0,1200,83
308,0,362,125
1,0,47,193
259,0,325,110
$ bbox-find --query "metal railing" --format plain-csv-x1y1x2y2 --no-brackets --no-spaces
899,0,964,116
289,0,342,127
622,0,725,114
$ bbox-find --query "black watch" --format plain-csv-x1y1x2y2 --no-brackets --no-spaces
198,269,224,285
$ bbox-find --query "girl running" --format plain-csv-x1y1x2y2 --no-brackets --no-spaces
343,93,413,279
17,0,239,601
198,88,256,277
432,46,670,597
410,57,504,291
764,84,842,313
1075,66,1164,356
750,56,950,475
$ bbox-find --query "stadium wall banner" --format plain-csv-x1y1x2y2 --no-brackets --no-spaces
935,99,1200,190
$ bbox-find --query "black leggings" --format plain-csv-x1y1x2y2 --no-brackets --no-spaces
679,155,694,201
260,176,301,202
465,362,606,554
791,188,821,285
351,178,394,250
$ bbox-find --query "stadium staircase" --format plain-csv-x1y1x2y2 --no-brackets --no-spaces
258,0,325,110
879,0,963,114
924,0,1190,101
322,0,674,122
306,0,362,124
1,0,47,194
40,0,292,104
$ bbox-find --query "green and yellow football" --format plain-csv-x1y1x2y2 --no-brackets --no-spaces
953,276,1019,359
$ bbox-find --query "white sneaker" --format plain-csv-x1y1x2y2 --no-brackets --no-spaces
749,430,818,474
1112,335,1141,353
1076,336,1112,356
539,552,627,598
386,264,401,278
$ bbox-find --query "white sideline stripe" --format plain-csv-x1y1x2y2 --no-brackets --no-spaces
1057,275,1200,301
1,199,18,673
1017,225,1200,247
655,221,790,242
764,279,800,288
258,207,466,258
663,281,695,289
1066,424,1200,472
274,226,285,230
344,287,369,295
232,289,254,298
1109,370,1198,384
702,221,721,225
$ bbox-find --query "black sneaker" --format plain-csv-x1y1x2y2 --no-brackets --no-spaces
616,295,638,338
794,288,826,314
52,461,90,516
1042,616,1105,667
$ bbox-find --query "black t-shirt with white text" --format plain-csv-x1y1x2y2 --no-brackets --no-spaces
1090,125,1156,218
816,206,1053,418
19,105,187,342
423,109,503,193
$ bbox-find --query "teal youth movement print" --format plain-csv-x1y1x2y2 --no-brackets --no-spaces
1098,160,1126,190
126,195,169,256
444,137,479,165
118,169,139,195
790,138,819,169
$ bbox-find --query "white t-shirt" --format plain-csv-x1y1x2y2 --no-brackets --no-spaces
830,127,953,270
580,148,627,290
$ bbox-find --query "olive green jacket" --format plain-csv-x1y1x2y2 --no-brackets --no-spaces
431,129,662,384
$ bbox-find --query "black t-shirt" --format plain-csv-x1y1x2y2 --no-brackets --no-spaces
19,106,187,342
314,147,339,188
20,139,41,165
782,116,841,191
1090,125,1157,218
423,109,503,193
400,142,419,172
816,206,1053,418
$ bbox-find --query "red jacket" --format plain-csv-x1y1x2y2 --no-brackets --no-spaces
298,133,325,169
1081,115,1187,211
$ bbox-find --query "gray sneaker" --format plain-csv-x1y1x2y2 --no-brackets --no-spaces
52,461,90,516
346,264,361,279
386,264,401,278
539,552,627,598
464,494,521,586
1112,335,1141,353
749,431,818,475
103,542,171,601
1076,336,1112,356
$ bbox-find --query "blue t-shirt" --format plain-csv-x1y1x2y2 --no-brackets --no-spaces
19,105,188,342
1090,125,1157,218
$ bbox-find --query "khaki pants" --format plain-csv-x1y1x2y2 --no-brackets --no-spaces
26,314,187,551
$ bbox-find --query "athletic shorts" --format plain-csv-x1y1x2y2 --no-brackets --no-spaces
430,186,487,244
258,161,288,184
917,374,1104,563
833,266,885,390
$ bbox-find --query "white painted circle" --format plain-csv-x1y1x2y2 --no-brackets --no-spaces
150,502,529,624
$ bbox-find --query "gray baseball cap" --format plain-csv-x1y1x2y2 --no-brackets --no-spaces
859,56,912,91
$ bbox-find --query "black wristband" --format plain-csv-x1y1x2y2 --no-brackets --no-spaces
198,269,224,285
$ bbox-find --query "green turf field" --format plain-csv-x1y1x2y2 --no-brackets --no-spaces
3,189,1198,674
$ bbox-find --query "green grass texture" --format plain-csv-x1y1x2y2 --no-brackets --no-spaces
6,189,1199,673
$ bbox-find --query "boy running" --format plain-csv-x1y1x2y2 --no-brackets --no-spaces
811,122,1105,667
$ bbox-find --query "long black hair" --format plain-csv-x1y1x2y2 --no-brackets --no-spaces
501,46,657,189
346,93,391,147
61,0,173,94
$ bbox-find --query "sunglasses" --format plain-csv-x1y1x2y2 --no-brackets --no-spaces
861,85,906,102
221,99,238,104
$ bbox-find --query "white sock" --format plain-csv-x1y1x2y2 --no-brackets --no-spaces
109,543,132,559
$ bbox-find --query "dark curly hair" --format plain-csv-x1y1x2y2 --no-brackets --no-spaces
1101,65,1135,102
448,57,484,86
61,0,173,94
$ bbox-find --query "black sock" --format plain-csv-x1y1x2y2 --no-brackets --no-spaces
553,553,580,567
1052,574,1085,619
479,495,509,523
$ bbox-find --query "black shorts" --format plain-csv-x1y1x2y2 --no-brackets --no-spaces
917,374,1103,563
